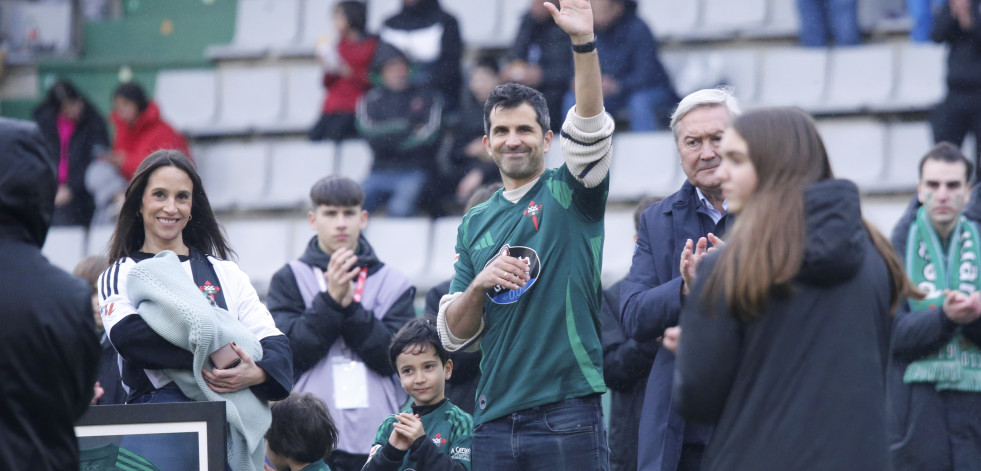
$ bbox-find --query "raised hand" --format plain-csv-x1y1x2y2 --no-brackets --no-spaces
326,247,360,307
544,0,594,43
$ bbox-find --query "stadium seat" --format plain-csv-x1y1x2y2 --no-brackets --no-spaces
888,42,946,111
86,224,116,258
216,66,285,132
884,121,933,192
155,69,218,133
195,142,270,211
442,0,504,48
264,140,336,209
823,44,895,112
294,0,333,54
428,216,462,284
746,0,800,38
222,219,292,294
290,218,316,260
608,131,679,202
363,217,432,288
818,119,887,190
206,0,301,59
637,0,700,40
758,47,828,110
602,210,635,286
271,64,324,132
42,226,86,273
702,0,767,36
337,139,374,182
862,199,910,237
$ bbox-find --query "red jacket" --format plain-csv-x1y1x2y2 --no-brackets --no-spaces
322,36,378,114
111,101,189,180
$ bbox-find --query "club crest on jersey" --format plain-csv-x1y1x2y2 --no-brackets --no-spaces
433,433,447,447
483,244,541,304
199,280,221,300
523,200,543,231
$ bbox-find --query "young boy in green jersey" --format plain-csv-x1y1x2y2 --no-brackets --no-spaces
362,318,473,471
265,392,339,471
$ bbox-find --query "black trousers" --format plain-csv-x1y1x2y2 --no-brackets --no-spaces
932,89,981,181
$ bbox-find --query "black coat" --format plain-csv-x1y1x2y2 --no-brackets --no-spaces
674,179,892,471
933,0,981,92
32,101,110,227
0,118,101,470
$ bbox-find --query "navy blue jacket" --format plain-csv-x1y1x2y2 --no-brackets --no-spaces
596,1,674,100
619,180,730,471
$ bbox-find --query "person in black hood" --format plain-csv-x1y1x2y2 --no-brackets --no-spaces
669,107,918,471
379,0,463,112
267,176,416,471
32,79,110,228
0,117,101,471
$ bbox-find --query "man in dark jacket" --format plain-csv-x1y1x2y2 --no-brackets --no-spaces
502,0,574,133
561,0,677,131
379,0,463,113
267,176,415,471
620,88,740,471
0,118,101,471
889,143,981,470
932,0,981,180
602,196,660,471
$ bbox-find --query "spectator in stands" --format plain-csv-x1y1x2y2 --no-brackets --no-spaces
32,80,110,228
356,43,444,217
266,175,415,471
0,118,100,471
909,0,947,42
424,182,503,415
97,149,292,471
619,88,739,471
888,143,981,471
795,0,862,47
379,0,463,113
931,0,981,182
437,0,615,468
265,393,339,471
560,0,677,131
74,255,126,406
310,1,378,142
108,82,189,181
671,106,909,471
602,195,661,471
447,57,504,208
502,0,574,133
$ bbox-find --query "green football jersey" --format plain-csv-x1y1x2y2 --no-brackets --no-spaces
368,399,473,470
450,164,608,425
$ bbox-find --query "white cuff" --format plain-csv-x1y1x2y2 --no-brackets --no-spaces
436,292,484,352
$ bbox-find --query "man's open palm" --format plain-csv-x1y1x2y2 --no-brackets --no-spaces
544,0,594,41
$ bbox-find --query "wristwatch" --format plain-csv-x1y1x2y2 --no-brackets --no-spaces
572,37,596,54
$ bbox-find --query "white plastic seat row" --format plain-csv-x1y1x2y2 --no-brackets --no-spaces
194,139,372,211
156,65,324,136
638,0,796,42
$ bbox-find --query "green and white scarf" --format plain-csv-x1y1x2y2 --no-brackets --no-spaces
904,206,981,392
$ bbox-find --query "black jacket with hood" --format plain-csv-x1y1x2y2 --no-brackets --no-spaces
0,118,101,470
674,179,892,471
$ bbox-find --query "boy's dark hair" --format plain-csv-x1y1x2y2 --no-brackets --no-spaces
919,141,974,182
335,0,367,34
483,82,551,135
310,175,365,208
112,82,150,113
389,317,449,370
266,393,339,463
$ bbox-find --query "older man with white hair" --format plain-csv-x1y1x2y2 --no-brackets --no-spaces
619,88,741,471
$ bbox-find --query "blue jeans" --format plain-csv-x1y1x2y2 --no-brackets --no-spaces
908,0,947,42
796,0,861,47
472,394,610,471
361,168,427,217
563,86,672,131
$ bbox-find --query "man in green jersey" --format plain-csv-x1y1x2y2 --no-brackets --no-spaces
434,0,614,469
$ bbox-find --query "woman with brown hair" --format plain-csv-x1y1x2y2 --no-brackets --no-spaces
96,149,291,470
670,107,917,471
